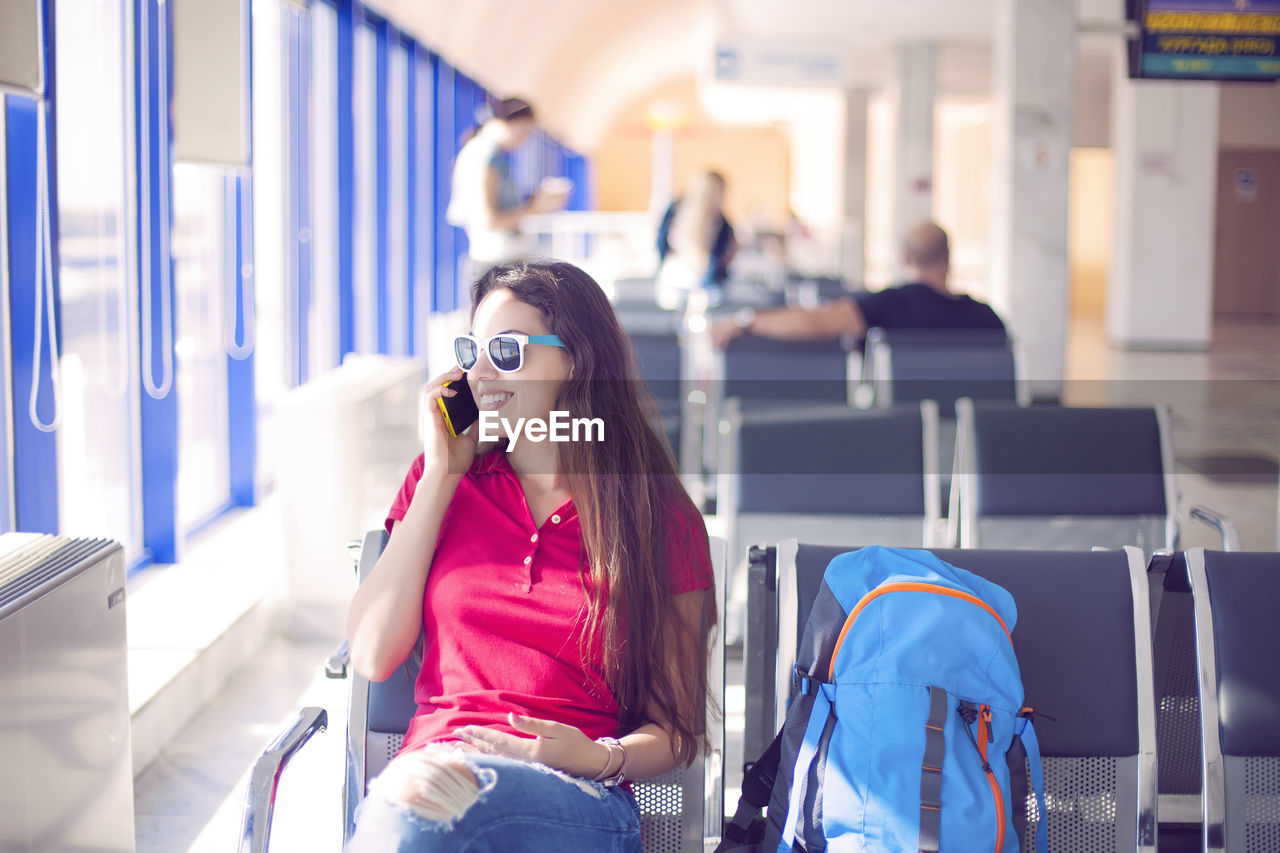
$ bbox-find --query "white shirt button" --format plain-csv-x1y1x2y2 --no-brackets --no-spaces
530,533,538,543
550,514,561,524
523,556,532,566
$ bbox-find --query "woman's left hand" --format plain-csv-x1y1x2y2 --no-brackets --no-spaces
453,713,612,781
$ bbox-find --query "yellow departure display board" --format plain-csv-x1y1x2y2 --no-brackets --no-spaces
1131,0,1280,80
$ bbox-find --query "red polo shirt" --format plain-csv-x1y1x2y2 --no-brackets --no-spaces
385,449,713,756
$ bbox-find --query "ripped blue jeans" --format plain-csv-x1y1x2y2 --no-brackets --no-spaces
345,746,643,853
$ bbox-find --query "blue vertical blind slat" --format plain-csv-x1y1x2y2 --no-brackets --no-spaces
373,21,389,354
6,93,60,535
137,0,178,562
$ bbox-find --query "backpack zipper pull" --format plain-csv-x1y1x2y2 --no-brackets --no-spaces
1019,706,1056,724
957,703,992,773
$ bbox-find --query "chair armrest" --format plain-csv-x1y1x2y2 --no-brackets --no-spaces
1190,505,1241,552
238,706,329,853
325,640,350,679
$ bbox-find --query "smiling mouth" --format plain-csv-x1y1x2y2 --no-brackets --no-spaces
479,391,514,411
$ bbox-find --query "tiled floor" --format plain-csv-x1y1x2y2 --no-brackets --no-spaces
133,630,348,852
133,314,1280,851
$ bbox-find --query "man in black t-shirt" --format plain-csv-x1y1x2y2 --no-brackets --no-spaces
711,222,1005,347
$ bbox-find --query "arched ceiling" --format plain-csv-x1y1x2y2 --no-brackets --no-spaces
366,0,1123,153
366,0,712,151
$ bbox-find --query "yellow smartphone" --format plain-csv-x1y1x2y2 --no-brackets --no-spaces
436,376,479,437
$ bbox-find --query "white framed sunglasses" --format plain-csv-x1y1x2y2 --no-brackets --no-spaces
453,333,566,374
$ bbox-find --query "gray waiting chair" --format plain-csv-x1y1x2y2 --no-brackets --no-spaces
859,327,1022,510
722,399,941,759
718,398,941,578
744,540,1158,852
864,326,1022,413
617,307,683,336
718,334,858,405
630,329,705,499
611,276,660,308
950,398,1179,552
698,334,862,507
1184,548,1280,852
1147,509,1240,834
240,530,727,853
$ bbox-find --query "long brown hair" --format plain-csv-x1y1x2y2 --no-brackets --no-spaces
472,260,717,766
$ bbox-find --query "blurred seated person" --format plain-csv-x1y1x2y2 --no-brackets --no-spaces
656,170,738,309
711,221,1004,348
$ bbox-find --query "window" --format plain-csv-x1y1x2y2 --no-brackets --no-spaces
352,21,378,353
171,166,232,530
386,38,409,356
412,51,433,357
251,0,293,491
54,0,142,559
309,0,340,375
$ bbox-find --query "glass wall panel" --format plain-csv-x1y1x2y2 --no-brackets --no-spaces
352,21,378,353
386,39,409,355
171,166,231,529
54,0,142,559
309,0,340,374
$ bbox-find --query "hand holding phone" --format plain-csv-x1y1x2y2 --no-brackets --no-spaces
421,370,480,476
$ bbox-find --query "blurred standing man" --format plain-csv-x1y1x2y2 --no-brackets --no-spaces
447,97,571,275
711,221,1004,347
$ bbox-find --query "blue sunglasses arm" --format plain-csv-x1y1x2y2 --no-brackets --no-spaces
527,335,566,348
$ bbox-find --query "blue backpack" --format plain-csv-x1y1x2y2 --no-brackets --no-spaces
720,546,1049,852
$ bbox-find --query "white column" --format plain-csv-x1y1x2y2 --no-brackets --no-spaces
843,88,869,283
1108,50,1218,350
893,43,936,255
989,0,1074,391
649,128,674,218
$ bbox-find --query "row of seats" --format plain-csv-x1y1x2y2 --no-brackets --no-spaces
622,309,1022,506
719,397,1178,559
243,537,1279,853
239,530,731,853
743,541,1280,853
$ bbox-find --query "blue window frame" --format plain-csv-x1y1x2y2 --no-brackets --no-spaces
372,19,389,354
4,0,62,537
431,55,455,313
335,0,355,359
5,90,62,536
132,0,180,563
226,174,255,507
0,105,14,533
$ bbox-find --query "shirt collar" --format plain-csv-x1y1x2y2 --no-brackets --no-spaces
470,450,579,523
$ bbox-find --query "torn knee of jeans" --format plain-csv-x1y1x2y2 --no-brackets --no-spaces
372,755,496,826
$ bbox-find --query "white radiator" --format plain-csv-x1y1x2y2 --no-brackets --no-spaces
0,533,134,852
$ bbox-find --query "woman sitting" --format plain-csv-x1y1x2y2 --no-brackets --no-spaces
345,260,717,852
